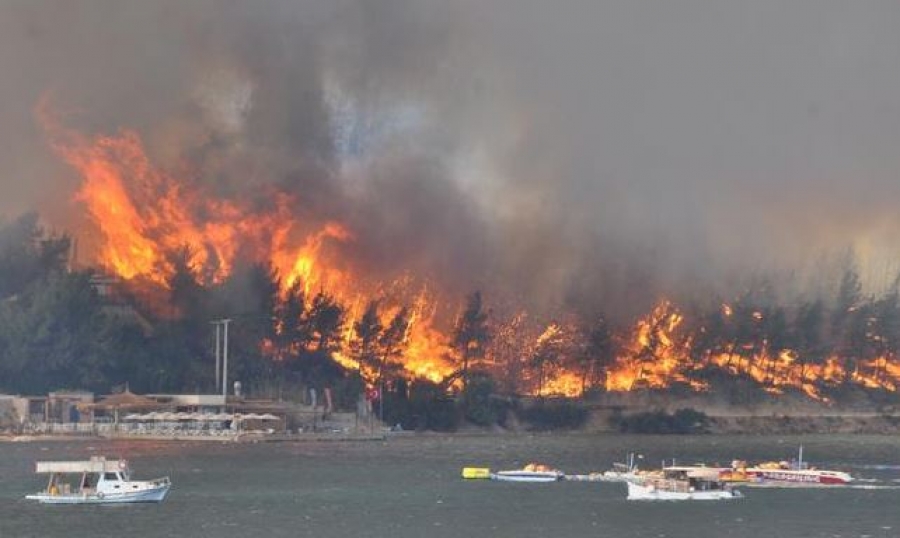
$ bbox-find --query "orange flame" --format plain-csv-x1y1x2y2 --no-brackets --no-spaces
39,104,900,401
43,112,456,385
605,300,706,392
47,122,349,290
603,300,900,401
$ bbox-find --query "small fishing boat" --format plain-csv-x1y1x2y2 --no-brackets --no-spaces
25,456,171,504
493,463,564,482
627,467,742,501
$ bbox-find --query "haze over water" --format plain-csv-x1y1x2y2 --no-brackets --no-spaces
1,435,899,538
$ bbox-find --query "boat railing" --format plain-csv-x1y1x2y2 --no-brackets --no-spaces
149,477,171,487
647,478,692,493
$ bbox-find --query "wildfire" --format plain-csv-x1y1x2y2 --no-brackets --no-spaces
271,222,354,297
42,109,457,385
38,105,900,403
48,123,353,292
335,289,455,385
605,301,706,392
602,300,900,401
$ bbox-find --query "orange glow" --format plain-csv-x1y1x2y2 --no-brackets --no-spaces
605,300,706,392
339,289,456,387
41,112,459,386
40,105,900,400
401,290,456,384
45,120,348,291
601,300,900,401
537,370,583,398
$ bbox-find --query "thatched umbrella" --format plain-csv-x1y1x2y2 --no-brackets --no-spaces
79,390,165,428
93,390,160,409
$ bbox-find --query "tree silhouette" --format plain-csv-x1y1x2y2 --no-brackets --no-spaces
452,291,490,391
530,325,565,397
793,299,825,382
577,316,614,392
378,306,410,384
351,300,383,383
167,245,206,321
0,212,70,299
307,292,344,353
273,281,312,361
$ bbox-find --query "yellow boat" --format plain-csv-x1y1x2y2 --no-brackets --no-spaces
462,467,492,479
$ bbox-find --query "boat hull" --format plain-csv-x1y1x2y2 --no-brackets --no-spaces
674,465,854,486
26,483,170,504
493,470,563,483
601,470,643,483
626,481,741,501
745,469,852,486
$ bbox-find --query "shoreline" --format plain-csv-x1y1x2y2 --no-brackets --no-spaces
5,412,900,442
0,431,391,443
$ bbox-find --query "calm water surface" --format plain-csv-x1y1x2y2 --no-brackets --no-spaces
1,434,898,537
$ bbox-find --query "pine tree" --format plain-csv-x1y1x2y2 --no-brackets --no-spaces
452,291,491,391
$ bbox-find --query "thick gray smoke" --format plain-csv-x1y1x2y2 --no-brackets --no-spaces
3,0,900,320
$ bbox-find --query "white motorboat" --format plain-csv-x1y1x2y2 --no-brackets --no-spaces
626,467,741,501
493,463,564,482
25,456,171,504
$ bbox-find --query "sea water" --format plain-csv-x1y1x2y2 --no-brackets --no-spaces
1,434,898,538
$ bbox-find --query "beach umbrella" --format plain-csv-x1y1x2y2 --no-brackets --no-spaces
87,389,161,410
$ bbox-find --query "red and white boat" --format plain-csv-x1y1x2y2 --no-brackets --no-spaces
718,447,853,486
739,466,851,485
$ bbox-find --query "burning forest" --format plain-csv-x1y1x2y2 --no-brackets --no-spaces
5,109,900,410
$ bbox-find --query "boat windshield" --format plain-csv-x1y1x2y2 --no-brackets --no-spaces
689,478,725,491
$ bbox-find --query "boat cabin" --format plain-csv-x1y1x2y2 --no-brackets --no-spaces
658,467,730,492
37,457,132,497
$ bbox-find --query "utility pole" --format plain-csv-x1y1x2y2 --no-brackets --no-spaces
222,319,231,398
212,321,221,388
379,379,384,429
211,318,232,398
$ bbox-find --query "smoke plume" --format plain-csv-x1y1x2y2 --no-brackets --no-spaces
3,1,900,320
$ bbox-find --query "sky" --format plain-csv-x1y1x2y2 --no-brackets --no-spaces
2,1,900,318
